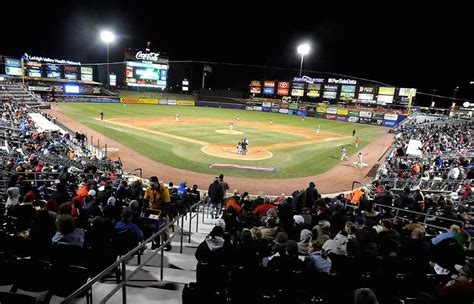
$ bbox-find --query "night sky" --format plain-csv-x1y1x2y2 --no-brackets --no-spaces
2,2,473,101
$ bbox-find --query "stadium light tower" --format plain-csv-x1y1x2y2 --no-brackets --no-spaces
297,43,310,77
100,30,115,86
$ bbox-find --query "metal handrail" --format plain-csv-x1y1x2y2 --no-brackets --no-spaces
373,203,465,226
62,199,205,304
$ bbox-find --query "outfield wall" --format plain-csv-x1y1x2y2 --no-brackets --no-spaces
76,96,410,128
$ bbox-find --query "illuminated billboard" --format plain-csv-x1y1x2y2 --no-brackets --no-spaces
277,81,290,95
378,87,396,95
46,64,61,79
291,89,304,97
341,85,356,93
377,94,394,104
81,66,93,81
323,91,337,99
125,61,168,89
5,57,22,76
26,61,43,78
64,84,80,94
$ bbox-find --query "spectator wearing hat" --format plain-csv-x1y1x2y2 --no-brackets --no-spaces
312,220,331,247
298,229,313,255
435,262,474,303
195,226,227,265
144,176,171,212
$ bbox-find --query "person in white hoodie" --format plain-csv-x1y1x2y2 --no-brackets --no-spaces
5,186,20,212
195,226,226,264
322,222,356,256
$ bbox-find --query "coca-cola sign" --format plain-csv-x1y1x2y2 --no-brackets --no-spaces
135,51,160,62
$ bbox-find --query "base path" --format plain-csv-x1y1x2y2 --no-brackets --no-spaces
47,106,394,196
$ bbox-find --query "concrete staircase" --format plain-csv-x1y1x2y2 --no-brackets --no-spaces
69,210,215,304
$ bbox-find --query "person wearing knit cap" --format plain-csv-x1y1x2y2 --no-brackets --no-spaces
107,197,116,206
298,229,313,255
293,215,305,226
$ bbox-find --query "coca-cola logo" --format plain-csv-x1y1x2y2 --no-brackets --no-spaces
135,51,160,62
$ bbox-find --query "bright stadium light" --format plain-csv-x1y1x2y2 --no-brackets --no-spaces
297,43,310,77
100,30,115,86
100,30,115,43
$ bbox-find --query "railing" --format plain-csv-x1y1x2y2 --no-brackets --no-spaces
0,171,98,187
62,199,206,304
372,203,464,231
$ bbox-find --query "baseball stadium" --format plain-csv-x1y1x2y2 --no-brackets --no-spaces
1,9,474,304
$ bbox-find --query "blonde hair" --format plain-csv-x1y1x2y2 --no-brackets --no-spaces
450,225,461,233
250,227,263,240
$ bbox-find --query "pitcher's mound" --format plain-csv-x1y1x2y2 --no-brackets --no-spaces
215,129,244,135
202,144,273,160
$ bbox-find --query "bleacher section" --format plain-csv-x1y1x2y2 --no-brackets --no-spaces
0,81,46,107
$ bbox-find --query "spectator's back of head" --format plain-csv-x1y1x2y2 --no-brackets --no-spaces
58,203,72,215
121,208,132,223
354,288,378,304
411,228,424,240
56,214,75,235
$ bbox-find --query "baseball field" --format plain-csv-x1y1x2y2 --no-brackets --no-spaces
55,103,388,179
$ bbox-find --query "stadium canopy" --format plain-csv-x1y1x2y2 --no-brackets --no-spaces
28,113,63,133
406,139,423,157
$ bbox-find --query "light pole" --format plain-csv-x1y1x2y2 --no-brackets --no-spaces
297,43,310,78
100,30,115,86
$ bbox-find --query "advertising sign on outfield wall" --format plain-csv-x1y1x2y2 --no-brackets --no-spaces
348,111,360,117
262,101,272,108
159,100,168,105
317,105,327,113
348,116,359,123
336,116,348,121
176,100,195,106
326,107,338,115
383,113,398,121
289,103,299,110
121,97,159,104
326,114,337,120
383,120,398,127
254,106,263,111
279,108,289,114
359,111,373,118
371,118,384,125
336,108,349,116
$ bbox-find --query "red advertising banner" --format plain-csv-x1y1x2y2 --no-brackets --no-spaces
277,88,289,95
264,80,276,87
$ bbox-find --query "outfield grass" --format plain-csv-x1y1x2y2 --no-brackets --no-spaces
57,103,387,178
